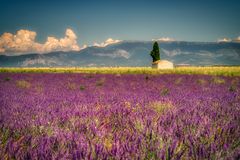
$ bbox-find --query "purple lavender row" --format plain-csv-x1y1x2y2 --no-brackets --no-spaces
0,73,239,159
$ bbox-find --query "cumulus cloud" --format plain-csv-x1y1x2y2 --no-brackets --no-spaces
0,30,40,53
80,44,88,50
0,28,82,54
233,36,240,43
93,38,122,47
152,37,175,42
217,38,232,43
57,29,80,51
217,36,240,43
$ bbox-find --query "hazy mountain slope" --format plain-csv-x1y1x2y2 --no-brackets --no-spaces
0,41,239,67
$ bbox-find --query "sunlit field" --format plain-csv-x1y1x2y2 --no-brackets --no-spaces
1,66,240,76
0,67,240,159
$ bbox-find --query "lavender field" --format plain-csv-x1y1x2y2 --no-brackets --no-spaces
0,73,239,159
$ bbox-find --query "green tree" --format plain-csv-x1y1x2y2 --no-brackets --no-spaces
150,42,160,62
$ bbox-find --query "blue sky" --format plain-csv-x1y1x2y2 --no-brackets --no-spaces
0,0,240,46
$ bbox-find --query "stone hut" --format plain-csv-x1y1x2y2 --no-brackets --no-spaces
152,60,174,69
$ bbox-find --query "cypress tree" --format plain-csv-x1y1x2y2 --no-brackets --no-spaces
150,42,160,62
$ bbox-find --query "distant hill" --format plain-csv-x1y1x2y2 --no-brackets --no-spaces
0,41,240,67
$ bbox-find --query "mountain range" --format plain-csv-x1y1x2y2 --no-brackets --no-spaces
0,41,240,67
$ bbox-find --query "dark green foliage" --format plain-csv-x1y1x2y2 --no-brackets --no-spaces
96,78,105,86
80,85,85,91
4,77,11,81
145,75,149,81
87,75,94,78
150,42,160,62
1,127,10,146
96,82,104,86
229,85,237,92
161,88,169,96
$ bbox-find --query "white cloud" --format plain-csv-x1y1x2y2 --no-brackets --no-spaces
80,44,88,50
114,49,130,59
197,50,215,58
216,49,240,59
0,30,41,53
0,28,82,54
233,36,240,43
57,29,79,51
22,57,59,66
96,49,130,59
217,38,232,43
152,37,175,42
162,49,193,57
162,49,182,57
93,38,122,47
217,36,240,43
42,37,59,53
